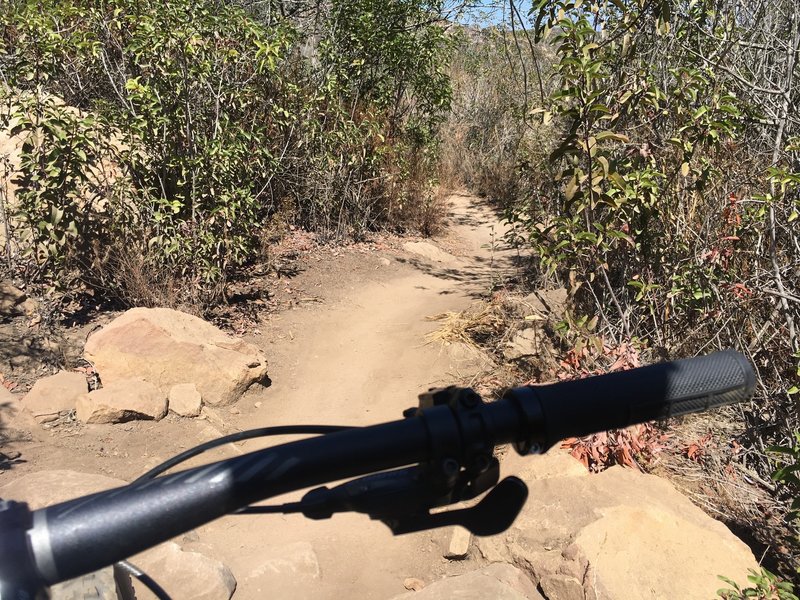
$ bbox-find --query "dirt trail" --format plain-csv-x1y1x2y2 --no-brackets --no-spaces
190,193,521,599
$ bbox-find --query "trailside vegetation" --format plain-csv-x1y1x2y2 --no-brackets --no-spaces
0,0,453,307
441,0,800,586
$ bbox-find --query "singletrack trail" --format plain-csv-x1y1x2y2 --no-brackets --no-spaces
193,193,521,599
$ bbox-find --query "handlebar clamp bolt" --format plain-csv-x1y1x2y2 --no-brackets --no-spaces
459,391,481,408
526,443,543,455
472,454,491,473
441,458,460,477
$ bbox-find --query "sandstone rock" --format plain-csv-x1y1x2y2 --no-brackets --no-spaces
390,564,543,600
475,466,758,599
0,384,16,403
403,577,425,591
522,288,568,318
76,378,167,424
246,542,321,580
575,505,754,600
22,371,88,422
503,327,542,360
85,308,268,406
0,281,37,317
169,383,203,417
130,542,236,600
502,446,588,481
0,470,126,509
50,567,119,600
403,241,457,264
444,526,471,559
539,575,585,600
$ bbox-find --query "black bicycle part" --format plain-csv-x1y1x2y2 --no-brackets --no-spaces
132,424,352,483
3,349,754,594
114,560,171,600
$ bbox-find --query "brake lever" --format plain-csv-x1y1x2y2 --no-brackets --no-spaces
382,476,528,536
296,464,528,536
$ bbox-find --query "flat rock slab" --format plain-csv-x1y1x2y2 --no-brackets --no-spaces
85,307,268,406
390,564,544,600
403,241,458,264
0,469,127,509
477,465,758,600
169,382,203,417
22,371,88,423
130,542,236,600
76,377,167,423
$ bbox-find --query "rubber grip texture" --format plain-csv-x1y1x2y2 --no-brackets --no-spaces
518,350,755,450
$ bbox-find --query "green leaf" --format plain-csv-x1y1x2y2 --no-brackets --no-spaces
595,131,630,143
565,176,579,201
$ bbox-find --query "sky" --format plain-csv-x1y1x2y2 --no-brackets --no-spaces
448,1,534,27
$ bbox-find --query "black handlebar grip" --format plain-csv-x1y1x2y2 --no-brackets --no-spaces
504,350,755,454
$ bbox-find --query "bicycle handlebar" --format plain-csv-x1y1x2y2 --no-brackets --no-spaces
0,350,755,595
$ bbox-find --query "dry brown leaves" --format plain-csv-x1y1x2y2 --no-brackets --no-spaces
556,340,673,472
563,424,671,472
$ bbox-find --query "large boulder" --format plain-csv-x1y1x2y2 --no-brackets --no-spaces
390,564,544,600
75,377,167,423
478,460,759,600
0,470,127,509
84,308,268,406
21,371,88,423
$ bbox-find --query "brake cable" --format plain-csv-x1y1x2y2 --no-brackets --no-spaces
133,424,352,483
118,424,351,599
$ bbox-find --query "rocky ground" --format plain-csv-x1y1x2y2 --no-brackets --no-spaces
0,194,759,599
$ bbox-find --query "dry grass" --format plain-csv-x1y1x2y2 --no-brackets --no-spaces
425,301,510,348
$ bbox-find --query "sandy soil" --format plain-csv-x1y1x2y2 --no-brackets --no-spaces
2,193,528,599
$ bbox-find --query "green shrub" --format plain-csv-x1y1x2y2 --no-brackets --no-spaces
0,0,453,306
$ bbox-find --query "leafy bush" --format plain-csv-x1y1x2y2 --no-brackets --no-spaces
0,0,453,306
443,0,800,579
718,569,798,600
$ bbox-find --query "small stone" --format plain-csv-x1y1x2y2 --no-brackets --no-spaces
444,526,471,560
168,383,202,417
9,355,29,369
22,371,88,423
0,281,28,316
130,542,236,600
503,328,540,360
76,378,167,424
391,565,542,599
539,575,584,600
404,578,425,591
228,407,241,415
254,401,262,409
379,257,391,266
